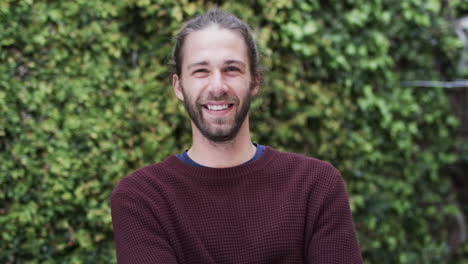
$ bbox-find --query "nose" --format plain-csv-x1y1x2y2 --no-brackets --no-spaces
207,70,227,96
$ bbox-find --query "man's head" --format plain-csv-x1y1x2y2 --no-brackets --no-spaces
172,9,261,143
172,8,261,80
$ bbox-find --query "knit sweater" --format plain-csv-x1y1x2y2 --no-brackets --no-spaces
111,146,362,264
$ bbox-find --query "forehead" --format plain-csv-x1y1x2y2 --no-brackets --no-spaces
182,25,248,68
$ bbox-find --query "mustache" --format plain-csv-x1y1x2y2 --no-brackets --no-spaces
197,95,240,104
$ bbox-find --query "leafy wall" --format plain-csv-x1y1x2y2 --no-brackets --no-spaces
0,0,464,263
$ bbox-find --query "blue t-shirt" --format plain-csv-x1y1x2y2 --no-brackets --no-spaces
176,144,266,168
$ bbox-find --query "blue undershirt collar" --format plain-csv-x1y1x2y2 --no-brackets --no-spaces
176,143,266,168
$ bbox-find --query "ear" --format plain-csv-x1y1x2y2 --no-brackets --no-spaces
172,74,184,101
250,73,260,96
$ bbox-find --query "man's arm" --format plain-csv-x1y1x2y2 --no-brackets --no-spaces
305,171,363,263
111,191,178,264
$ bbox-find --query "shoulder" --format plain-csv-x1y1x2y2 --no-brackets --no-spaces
265,147,343,191
267,147,340,177
111,156,178,199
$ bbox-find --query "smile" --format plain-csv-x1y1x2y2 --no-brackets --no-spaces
204,104,234,111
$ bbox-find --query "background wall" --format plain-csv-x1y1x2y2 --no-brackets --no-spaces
1,0,467,263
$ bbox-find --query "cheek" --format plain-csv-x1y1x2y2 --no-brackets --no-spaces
182,77,206,90
227,77,251,91
180,83,200,99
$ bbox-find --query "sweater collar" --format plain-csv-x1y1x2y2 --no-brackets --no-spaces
163,146,278,180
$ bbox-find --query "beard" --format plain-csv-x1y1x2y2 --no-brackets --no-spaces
181,83,253,143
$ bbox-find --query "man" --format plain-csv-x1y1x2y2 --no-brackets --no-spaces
111,8,362,264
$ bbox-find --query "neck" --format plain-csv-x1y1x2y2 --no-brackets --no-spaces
187,118,256,168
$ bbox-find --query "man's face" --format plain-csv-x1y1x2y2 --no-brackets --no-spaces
173,25,259,142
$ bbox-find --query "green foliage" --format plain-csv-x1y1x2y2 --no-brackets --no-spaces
0,0,464,263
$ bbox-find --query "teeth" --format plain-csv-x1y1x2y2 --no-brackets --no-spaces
207,104,229,110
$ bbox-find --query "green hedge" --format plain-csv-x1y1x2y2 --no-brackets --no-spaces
0,0,464,263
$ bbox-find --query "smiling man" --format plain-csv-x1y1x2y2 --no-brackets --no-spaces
111,8,362,264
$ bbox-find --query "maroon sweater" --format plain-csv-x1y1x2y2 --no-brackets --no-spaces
111,147,362,263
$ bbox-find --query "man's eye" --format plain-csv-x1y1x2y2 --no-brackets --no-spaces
225,66,240,72
193,69,208,74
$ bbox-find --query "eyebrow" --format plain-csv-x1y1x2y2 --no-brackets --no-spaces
225,60,246,67
187,61,209,70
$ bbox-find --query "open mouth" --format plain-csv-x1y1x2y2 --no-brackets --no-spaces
203,104,234,111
